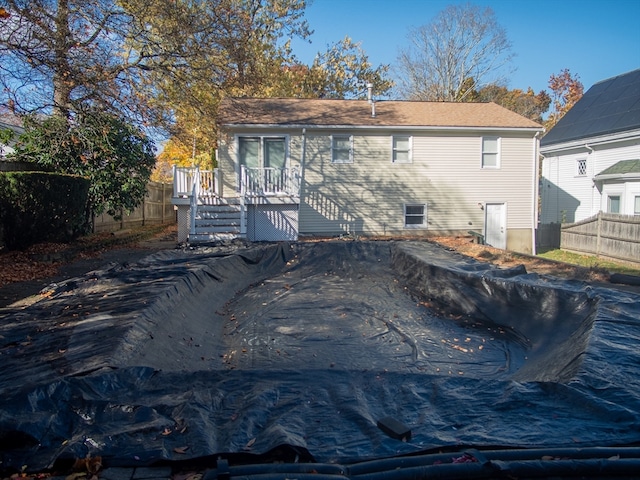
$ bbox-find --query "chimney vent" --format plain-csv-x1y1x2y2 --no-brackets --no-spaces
366,83,376,118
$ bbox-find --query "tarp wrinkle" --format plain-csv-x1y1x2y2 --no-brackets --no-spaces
0,241,639,471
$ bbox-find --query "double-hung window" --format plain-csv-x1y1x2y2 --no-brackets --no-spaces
404,204,426,228
392,136,412,164
635,196,640,216
482,136,500,168
607,195,621,214
332,135,353,164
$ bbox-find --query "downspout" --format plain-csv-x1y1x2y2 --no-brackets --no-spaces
299,128,307,231
585,144,595,216
532,132,541,255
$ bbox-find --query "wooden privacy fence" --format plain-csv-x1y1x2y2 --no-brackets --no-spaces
93,181,175,232
536,223,561,250
561,212,640,265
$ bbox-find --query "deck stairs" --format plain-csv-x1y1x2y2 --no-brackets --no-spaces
189,198,245,243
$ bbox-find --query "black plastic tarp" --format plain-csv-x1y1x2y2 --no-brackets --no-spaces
1,241,639,471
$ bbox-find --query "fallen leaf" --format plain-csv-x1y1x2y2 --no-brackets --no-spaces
174,446,189,454
161,427,172,436
245,437,256,449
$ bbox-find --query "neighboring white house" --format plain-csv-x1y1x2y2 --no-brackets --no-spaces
540,68,640,224
0,118,24,160
174,98,543,253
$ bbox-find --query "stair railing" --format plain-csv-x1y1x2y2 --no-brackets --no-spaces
189,167,200,237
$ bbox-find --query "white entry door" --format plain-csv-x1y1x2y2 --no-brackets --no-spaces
485,203,506,249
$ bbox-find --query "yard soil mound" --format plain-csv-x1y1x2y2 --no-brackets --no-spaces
429,236,610,282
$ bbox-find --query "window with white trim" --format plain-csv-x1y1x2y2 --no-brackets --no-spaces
237,136,288,192
607,195,621,214
238,136,287,168
576,158,587,176
481,136,500,168
331,135,353,164
634,196,640,215
404,204,426,228
392,135,412,164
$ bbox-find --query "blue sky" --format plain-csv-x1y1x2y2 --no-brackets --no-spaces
290,0,640,96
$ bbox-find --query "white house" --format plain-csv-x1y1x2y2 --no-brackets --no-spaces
540,69,640,224
0,117,24,160
173,98,543,253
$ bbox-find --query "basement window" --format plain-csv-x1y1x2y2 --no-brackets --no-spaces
404,204,426,228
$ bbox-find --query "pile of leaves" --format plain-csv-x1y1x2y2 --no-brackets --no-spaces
0,224,175,287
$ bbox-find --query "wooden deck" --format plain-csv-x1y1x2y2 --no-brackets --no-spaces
172,166,300,242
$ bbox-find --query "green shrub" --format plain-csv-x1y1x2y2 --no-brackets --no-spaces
0,172,90,250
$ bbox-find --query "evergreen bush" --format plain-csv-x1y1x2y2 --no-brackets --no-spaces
0,172,90,250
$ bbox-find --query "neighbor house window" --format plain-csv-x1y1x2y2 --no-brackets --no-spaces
482,136,500,168
332,135,353,164
392,136,412,164
634,196,640,215
607,195,621,214
404,204,426,228
576,158,587,176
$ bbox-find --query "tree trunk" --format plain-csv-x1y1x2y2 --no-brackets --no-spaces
52,0,72,119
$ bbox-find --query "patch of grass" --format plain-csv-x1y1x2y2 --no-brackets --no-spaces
538,249,640,276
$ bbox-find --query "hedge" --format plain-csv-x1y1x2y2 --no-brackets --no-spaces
0,172,90,250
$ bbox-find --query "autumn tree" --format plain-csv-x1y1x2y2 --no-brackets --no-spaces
0,0,190,123
396,4,514,102
0,0,187,218
152,5,393,164
475,85,551,123
544,68,584,130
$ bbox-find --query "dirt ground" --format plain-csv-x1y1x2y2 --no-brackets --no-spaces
429,235,611,282
0,224,179,308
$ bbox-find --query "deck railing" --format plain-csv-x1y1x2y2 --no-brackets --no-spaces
173,165,300,200
241,166,300,197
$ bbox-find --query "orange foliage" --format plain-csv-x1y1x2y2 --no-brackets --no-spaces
152,139,193,183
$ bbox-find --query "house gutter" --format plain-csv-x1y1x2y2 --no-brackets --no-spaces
593,172,640,182
222,123,543,134
540,128,640,154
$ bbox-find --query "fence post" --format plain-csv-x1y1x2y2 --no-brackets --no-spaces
162,182,166,224
596,211,602,256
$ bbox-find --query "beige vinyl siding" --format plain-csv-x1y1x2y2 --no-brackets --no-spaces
299,131,535,236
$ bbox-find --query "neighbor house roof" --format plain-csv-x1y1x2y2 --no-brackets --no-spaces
541,69,640,147
594,159,640,181
218,98,543,130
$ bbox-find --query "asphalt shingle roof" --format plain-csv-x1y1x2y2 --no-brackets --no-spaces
541,69,640,147
219,98,543,129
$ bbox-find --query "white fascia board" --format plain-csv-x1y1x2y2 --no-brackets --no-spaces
593,172,640,182
222,123,544,134
541,128,640,154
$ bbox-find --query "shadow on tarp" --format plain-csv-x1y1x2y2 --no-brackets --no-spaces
0,241,639,471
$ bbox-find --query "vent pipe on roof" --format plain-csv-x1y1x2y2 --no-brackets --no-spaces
367,82,376,118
